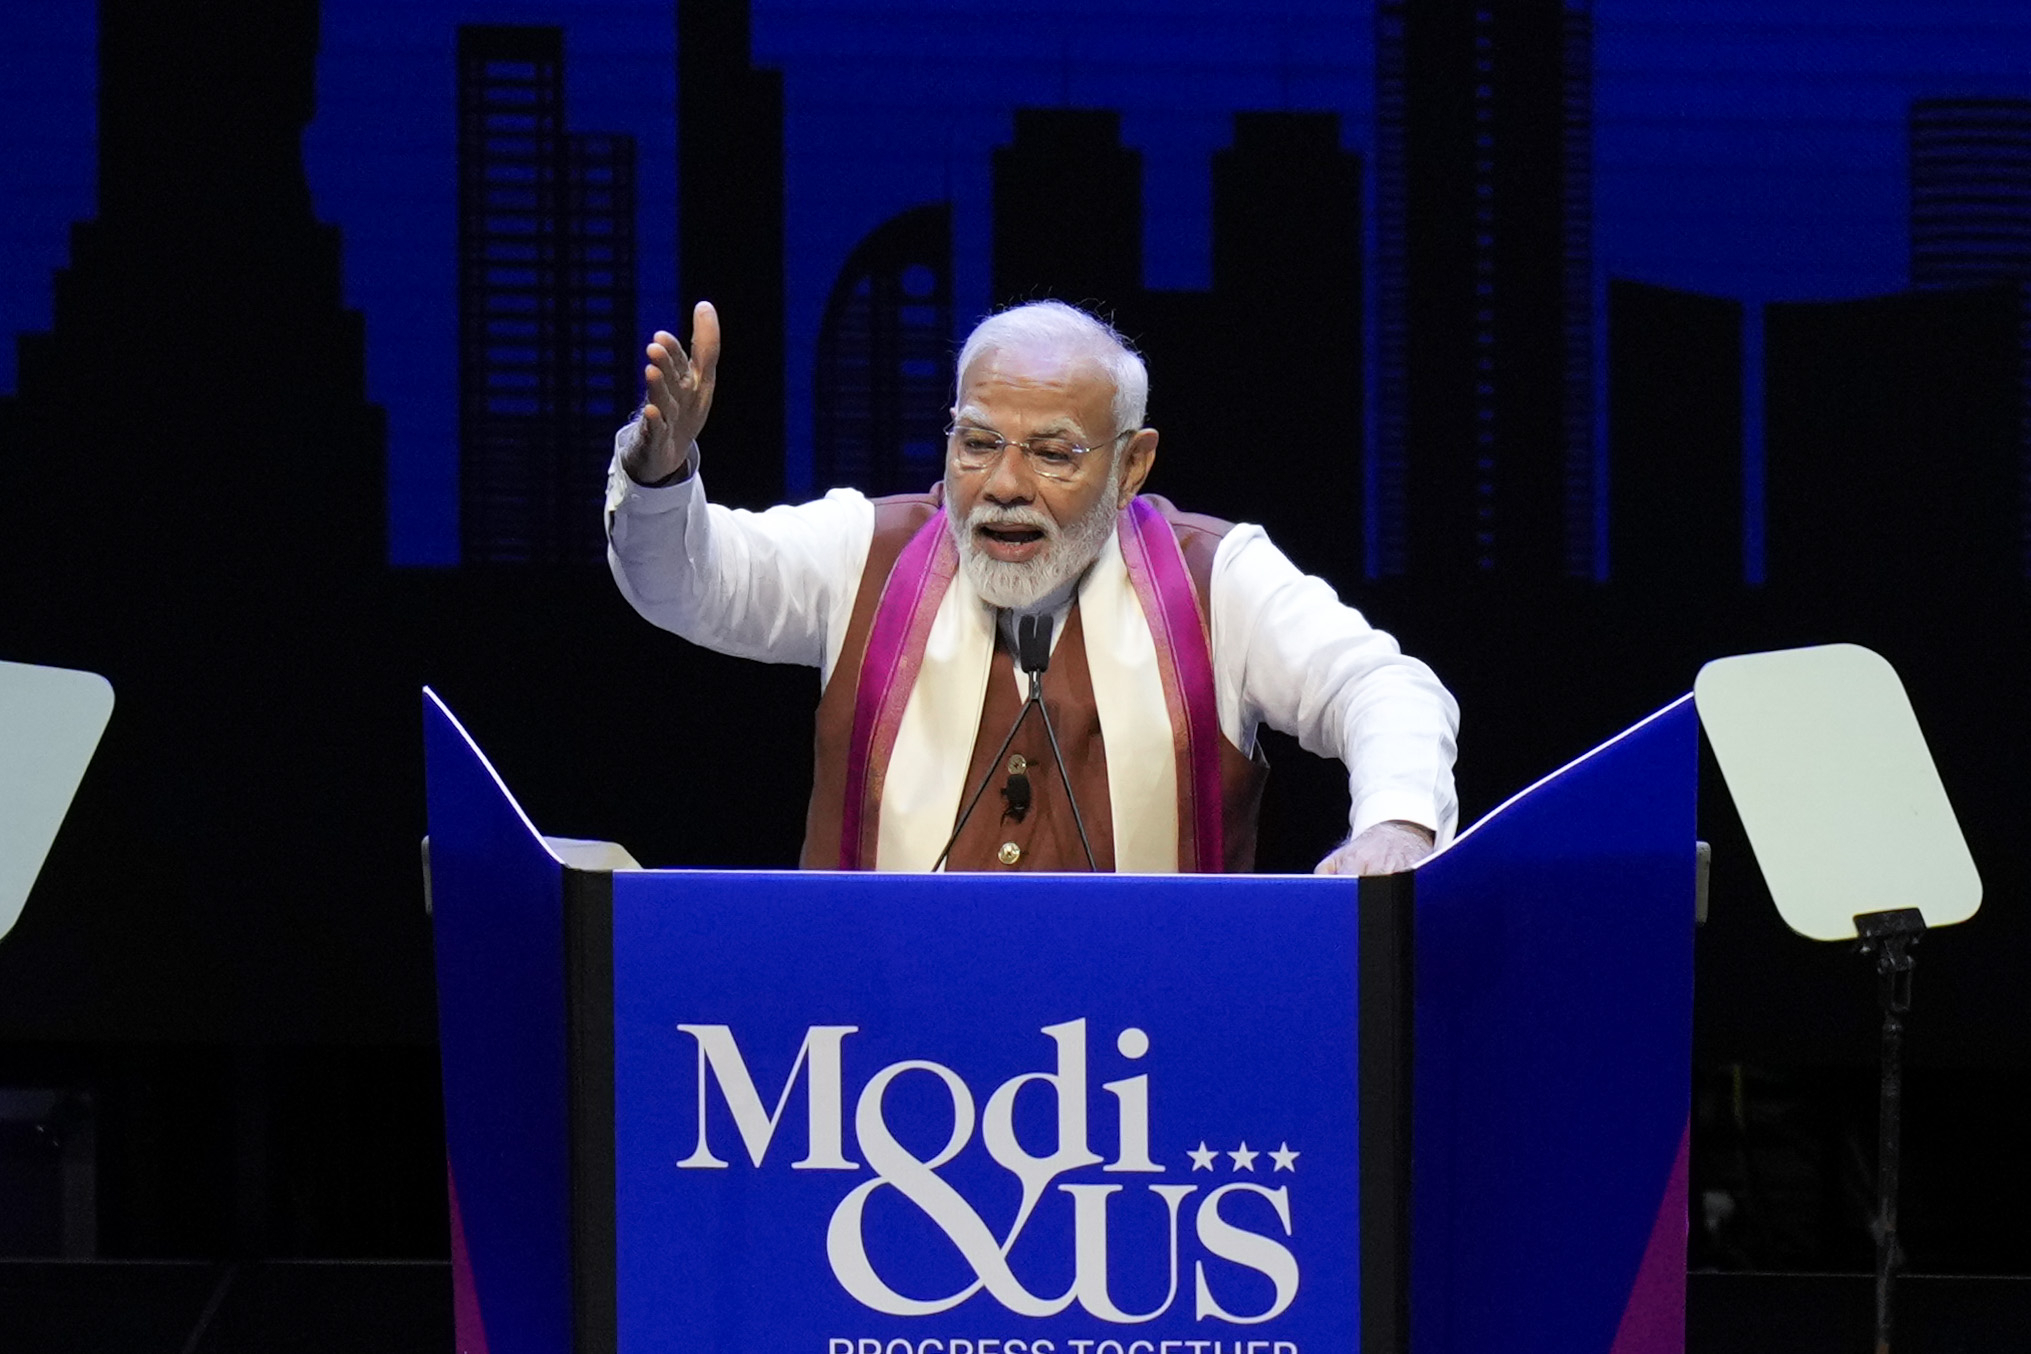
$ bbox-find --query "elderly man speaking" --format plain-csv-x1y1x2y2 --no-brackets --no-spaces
606,299,1458,875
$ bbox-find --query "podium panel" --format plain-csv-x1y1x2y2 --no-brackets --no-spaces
425,690,1695,1354
610,869,1360,1354
1409,697,1696,1354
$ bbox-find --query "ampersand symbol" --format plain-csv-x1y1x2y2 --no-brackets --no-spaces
824,1060,1077,1317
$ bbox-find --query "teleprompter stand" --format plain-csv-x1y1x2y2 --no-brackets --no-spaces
1697,644,1983,1354
1854,906,1926,1354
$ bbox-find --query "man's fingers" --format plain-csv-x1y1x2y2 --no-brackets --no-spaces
642,361,679,434
635,308,719,456
624,401,670,478
652,329,690,372
690,302,721,388
1313,827,1432,877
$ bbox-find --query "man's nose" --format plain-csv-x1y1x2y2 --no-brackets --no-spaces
980,443,1035,504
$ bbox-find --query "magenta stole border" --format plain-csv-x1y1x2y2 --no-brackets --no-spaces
838,498,1225,872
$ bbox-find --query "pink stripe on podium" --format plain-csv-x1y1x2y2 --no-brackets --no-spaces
448,1162,492,1354
1608,1124,1690,1354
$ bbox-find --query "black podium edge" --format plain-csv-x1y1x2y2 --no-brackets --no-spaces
564,866,618,1354
1359,869,1415,1354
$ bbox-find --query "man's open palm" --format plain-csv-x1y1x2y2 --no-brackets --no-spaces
626,300,721,482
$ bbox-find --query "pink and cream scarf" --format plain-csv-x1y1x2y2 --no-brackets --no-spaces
839,497,1226,873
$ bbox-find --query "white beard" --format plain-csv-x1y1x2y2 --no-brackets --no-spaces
947,484,1120,610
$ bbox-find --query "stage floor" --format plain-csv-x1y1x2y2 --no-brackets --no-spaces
1,1262,2024,1352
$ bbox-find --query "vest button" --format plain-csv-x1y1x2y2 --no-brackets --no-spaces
997,841,1022,866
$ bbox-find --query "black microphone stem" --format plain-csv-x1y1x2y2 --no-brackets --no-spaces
1028,668,1099,872
931,610,1099,874
931,697,1036,872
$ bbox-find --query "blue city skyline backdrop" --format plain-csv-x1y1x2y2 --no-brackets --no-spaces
8,2,2031,1278
5,0,2030,566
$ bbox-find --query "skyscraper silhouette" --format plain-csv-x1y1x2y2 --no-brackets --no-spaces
1375,0,1595,581
1606,281,1741,591
0,0,414,1043
1143,114,1365,584
983,111,1368,582
678,0,785,509
1911,99,2031,289
456,26,638,566
1215,114,1364,583
813,204,954,496
6,0,385,586
1133,275,1220,513
1911,97,2031,575
1766,287,2020,598
992,111,1144,327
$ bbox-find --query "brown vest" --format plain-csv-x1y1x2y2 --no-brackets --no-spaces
800,489,1269,872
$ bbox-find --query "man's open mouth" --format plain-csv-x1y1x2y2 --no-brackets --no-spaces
979,524,1047,545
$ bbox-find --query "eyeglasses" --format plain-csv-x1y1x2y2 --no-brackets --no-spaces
943,422,1133,483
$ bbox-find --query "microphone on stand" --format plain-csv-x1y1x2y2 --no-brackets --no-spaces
1016,613,1053,675
933,612,1099,872
1016,615,1098,870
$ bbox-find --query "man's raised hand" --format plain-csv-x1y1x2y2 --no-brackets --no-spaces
624,301,721,484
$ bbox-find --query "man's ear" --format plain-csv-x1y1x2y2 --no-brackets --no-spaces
1117,428,1158,506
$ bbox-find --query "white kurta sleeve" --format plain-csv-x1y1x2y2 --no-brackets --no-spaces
603,428,875,682
1208,525,1461,844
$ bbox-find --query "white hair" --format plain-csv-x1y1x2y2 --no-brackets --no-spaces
953,300,1149,435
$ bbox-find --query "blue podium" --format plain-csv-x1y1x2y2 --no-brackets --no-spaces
425,690,1695,1354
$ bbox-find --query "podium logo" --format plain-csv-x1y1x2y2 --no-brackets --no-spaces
675,1020,1298,1326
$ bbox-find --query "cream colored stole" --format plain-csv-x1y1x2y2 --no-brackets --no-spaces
875,529,1181,872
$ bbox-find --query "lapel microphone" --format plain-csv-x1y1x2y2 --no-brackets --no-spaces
1001,766,1032,822
933,611,1098,872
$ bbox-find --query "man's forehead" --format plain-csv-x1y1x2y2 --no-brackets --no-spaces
951,398,1086,431
955,344,1114,421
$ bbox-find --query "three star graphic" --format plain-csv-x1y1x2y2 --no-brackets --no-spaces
1186,1140,1298,1172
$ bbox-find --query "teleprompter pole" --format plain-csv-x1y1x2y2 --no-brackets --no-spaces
1854,906,1925,1354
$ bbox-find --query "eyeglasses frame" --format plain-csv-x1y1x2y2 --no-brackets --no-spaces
942,421,1136,484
